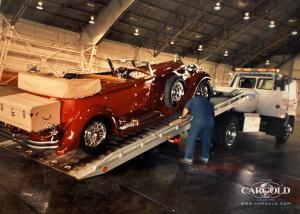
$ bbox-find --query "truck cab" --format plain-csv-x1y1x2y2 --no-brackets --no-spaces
217,68,298,144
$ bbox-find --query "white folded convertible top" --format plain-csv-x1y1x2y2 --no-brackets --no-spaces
18,72,101,99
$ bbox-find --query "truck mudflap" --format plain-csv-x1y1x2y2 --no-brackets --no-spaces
0,127,58,149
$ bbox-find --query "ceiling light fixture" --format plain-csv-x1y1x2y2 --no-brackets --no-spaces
291,31,298,36
166,25,173,31
89,16,95,24
224,50,228,57
288,18,297,23
269,20,276,28
134,28,140,36
195,34,202,38
198,44,203,51
36,1,43,10
214,2,221,11
170,40,175,45
265,60,270,66
86,1,95,8
243,12,250,20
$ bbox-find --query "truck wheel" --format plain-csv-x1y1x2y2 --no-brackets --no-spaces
195,81,211,99
275,118,294,144
164,76,186,108
80,118,110,155
216,115,239,150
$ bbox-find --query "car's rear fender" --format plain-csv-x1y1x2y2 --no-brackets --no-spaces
56,105,117,155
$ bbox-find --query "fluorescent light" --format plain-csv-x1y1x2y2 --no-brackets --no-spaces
89,16,95,24
134,28,140,36
36,1,43,10
269,20,276,28
243,12,250,20
214,2,221,11
291,31,298,36
224,50,228,57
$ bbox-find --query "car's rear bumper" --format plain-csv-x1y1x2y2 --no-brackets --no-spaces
0,126,58,149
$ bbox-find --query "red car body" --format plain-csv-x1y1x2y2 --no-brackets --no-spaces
1,60,210,155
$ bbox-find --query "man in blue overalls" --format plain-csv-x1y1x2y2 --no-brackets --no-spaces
179,95,214,164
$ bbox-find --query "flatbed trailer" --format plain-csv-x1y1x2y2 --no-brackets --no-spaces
0,92,248,180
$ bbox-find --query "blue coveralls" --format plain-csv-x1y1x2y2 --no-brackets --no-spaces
184,96,214,162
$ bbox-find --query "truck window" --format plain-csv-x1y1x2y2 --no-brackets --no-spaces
257,78,274,90
238,77,256,89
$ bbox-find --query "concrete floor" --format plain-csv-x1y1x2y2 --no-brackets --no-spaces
0,121,300,214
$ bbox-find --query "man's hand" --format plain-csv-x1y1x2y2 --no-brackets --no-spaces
181,107,189,118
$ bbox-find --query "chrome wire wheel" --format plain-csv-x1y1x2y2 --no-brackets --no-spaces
83,121,107,148
171,81,185,104
196,82,210,98
225,122,237,147
199,84,209,98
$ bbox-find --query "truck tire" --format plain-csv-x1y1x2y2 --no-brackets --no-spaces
275,117,294,144
80,118,110,155
164,75,186,108
215,115,239,150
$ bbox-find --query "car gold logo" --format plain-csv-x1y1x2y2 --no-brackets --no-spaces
241,182,291,199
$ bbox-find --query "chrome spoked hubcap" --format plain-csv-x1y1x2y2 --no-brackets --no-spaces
84,121,107,148
200,85,209,98
195,84,210,98
171,81,185,104
225,123,237,147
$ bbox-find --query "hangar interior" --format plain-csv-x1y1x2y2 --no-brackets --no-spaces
0,0,300,213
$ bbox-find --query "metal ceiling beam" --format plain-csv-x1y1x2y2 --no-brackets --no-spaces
170,0,268,39
195,0,292,64
26,4,86,25
138,0,231,34
110,28,228,59
179,0,268,58
153,13,204,57
126,11,252,50
10,0,33,25
80,0,136,46
239,28,300,67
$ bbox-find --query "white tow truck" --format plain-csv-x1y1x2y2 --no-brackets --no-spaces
215,68,298,148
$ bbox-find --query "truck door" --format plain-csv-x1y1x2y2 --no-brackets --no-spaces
256,78,289,118
287,79,298,116
234,77,259,113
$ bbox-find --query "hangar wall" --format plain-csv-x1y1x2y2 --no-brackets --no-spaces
279,54,300,98
0,19,232,87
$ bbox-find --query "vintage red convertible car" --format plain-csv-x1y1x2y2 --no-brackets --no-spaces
0,60,211,155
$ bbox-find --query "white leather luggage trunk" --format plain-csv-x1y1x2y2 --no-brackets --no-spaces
0,93,61,132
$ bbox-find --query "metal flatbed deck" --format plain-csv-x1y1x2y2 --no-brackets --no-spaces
0,92,248,179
